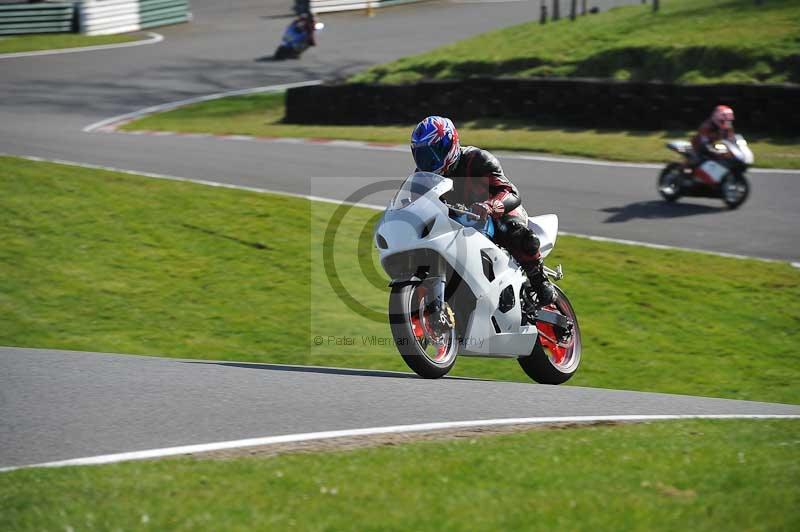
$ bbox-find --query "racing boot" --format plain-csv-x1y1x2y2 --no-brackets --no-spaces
524,260,557,307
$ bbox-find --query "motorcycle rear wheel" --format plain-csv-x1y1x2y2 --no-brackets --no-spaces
389,284,458,379
518,286,581,384
657,163,683,202
721,173,749,209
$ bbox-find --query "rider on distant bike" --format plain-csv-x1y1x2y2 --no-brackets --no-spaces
410,116,557,306
690,105,736,166
292,12,316,47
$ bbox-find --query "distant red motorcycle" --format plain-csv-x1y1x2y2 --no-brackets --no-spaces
658,135,754,209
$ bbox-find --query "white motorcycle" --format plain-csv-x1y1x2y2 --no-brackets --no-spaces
658,134,754,209
374,172,581,384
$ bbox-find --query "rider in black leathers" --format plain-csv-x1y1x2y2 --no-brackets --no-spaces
411,116,557,306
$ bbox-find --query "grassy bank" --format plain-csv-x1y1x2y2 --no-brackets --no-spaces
121,92,800,169
1,156,799,403
0,33,139,54
2,420,799,530
351,0,800,85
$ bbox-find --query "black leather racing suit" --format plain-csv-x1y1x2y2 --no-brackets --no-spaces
441,146,543,271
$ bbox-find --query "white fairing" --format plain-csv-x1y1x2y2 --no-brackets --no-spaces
667,140,692,154
528,214,558,259
668,135,753,166
732,135,755,165
698,160,729,183
376,172,559,357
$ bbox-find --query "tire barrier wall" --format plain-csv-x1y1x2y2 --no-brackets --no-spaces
0,2,74,35
310,0,426,14
285,78,800,134
79,0,190,35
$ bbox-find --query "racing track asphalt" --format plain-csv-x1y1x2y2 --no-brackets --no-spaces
2,347,799,469
1,1,799,469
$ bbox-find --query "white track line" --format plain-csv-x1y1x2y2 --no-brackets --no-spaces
559,232,788,264
83,80,323,133
101,129,800,175
0,32,163,60
5,153,796,264
2,414,798,472
3,153,386,211
502,153,799,175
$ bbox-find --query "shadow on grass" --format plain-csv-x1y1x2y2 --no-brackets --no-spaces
181,361,488,381
180,223,272,251
601,200,723,223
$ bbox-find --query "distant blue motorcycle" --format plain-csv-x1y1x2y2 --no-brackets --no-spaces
274,15,324,60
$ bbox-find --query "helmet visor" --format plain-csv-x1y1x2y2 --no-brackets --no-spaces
412,144,447,174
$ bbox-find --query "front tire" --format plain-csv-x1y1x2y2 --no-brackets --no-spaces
721,173,749,209
389,284,458,379
658,163,683,203
518,286,581,384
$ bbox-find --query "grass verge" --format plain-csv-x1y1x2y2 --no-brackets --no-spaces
351,0,800,85
0,33,139,54
2,420,799,530
1,156,799,403
121,92,800,169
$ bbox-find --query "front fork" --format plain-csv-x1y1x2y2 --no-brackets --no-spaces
423,276,454,335
533,265,574,348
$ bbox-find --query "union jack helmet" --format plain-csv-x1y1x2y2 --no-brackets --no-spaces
711,105,734,129
410,116,461,175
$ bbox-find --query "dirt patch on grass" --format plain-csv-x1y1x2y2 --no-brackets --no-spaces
189,421,625,461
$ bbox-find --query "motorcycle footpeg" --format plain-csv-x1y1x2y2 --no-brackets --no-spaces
542,264,564,280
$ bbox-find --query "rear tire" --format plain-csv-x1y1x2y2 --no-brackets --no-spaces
658,163,683,203
721,173,749,209
389,284,458,379
518,286,581,385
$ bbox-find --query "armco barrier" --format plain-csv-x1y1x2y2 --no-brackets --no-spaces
138,0,189,30
79,0,139,35
0,2,74,35
285,79,800,135
78,0,190,35
310,0,425,14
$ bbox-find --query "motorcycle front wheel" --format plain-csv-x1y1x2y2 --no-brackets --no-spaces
721,173,749,209
518,286,581,385
657,163,683,202
389,284,458,379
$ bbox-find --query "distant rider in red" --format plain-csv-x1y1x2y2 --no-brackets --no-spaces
691,105,736,165
410,116,557,306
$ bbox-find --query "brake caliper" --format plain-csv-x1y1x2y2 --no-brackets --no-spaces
535,306,574,365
